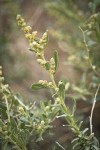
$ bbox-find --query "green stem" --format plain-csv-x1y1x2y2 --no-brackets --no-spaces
4,96,10,123
49,73,80,135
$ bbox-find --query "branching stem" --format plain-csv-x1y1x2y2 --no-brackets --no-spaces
79,27,100,78
90,84,100,135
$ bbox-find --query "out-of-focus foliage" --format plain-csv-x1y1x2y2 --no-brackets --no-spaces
0,0,22,82
0,66,59,149
0,13,100,150
0,0,20,62
45,0,100,101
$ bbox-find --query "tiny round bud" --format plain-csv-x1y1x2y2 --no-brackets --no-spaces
36,52,41,57
50,58,55,65
92,65,96,70
4,84,9,88
41,60,46,65
0,70,2,76
48,82,53,87
22,22,26,27
25,33,31,39
41,120,45,125
23,26,32,33
84,56,89,60
0,66,2,69
55,88,59,92
37,59,43,64
18,106,24,112
0,77,4,82
32,31,37,36
32,41,37,45
45,106,50,111
38,125,42,130
39,80,43,84
16,14,21,20
55,97,60,103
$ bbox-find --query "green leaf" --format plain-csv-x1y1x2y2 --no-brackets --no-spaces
45,62,50,70
82,128,89,135
93,137,99,147
79,121,83,129
2,142,8,150
72,98,76,115
31,83,47,90
58,81,65,100
85,146,90,150
14,94,28,110
71,137,79,143
73,143,80,149
0,102,6,111
53,50,59,71
10,118,17,129
92,145,99,150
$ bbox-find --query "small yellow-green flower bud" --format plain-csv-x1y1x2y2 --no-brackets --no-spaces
41,120,45,125
50,58,55,65
39,31,48,48
55,97,60,103
50,58,55,74
16,14,21,20
4,84,9,89
39,80,44,84
37,59,43,64
38,125,42,130
92,65,96,70
0,66,2,69
18,106,24,113
65,82,70,90
25,33,32,39
0,77,4,82
39,80,48,86
0,70,2,76
23,26,32,33
45,106,50,111
48,82,53,88
41,60,46,65
41,31,48,42
55,88,59,92
22,22,26,27
32,41,37,46
29,43,34,49
32,31,37,36
37,45,44,51
36,52,41,57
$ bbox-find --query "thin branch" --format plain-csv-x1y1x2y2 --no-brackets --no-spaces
56,141,66,150
90,84,100,135
79,27,100,78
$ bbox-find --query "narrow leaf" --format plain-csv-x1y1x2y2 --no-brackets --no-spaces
45,62,50,70
59,81,65,100
82,128,89,135
53,50,59,71
92,145,99,150
31,83,47,90
72,98,76,115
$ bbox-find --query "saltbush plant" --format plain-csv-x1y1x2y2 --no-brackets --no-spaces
0,14,100,150
45,0,100,100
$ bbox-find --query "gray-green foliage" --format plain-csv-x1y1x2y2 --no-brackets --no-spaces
45,0,100,100
0,0,21,66
0,67,59,149
0,11,100,150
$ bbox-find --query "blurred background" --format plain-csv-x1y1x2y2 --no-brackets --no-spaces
0,0,100,149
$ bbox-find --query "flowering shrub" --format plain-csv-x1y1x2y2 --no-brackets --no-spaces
0,14,99,150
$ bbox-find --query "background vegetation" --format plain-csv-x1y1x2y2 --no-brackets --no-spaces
0,0,100,149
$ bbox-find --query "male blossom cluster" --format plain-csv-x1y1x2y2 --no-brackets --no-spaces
16,15,56,76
